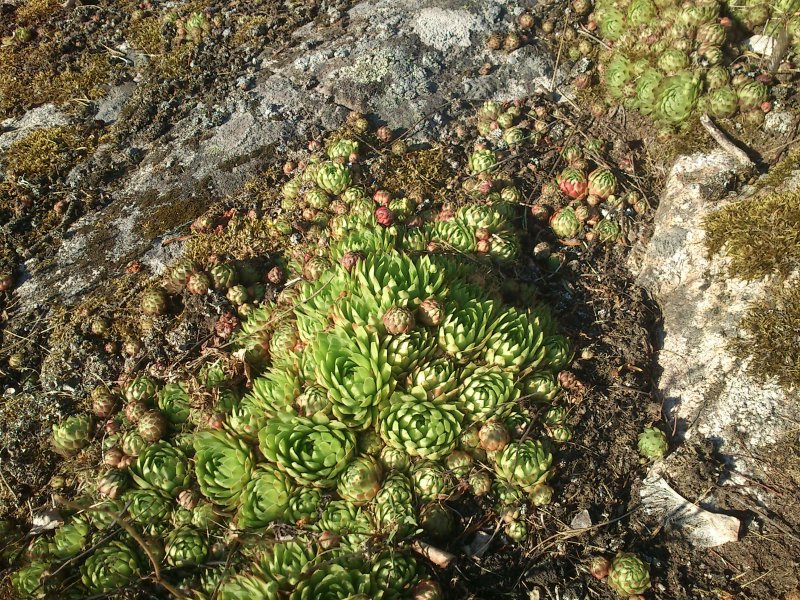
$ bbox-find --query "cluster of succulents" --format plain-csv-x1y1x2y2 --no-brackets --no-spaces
10,112,583,598
485,12,536,53
575,0,789,127
544,141,634,244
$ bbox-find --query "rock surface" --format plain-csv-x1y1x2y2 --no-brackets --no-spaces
634,149,797,515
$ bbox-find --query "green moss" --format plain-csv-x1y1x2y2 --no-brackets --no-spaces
377,147,456,203
2,125,101,180
757,147,800,191
15,0,63,24
703,189,800,281
731,284,800,388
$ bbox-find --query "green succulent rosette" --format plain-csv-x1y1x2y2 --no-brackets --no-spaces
290,564,376,600
124,488,173,533
522,372,560,402
286,487,322,524
129,440,191,496
328,138,359,161
379,393,463,460
457,203,508,231
259,412,356,487
194,430,255,509
247,369,302,418
337,455,384,505
459,364,520,419
431,220,477,253
51,414,93,456
541,334,572,371
315,161,352,195
52,515,89,560
312,324,394,430
489,230,521,262
379,446,412,473
374,472,417,539
124,375,159,402
12,561,50,598
484,307,545,371
634,68,663,115
468,149,497,173
594,218,621,242
607,553,651,595
238,465,295,529
437,290,496,360
597,5,625,40
654,71,701,125
165,526,209,567
385,328,436,378
638,426,668,460
157,382,192,426
737,80,768,111
256,540,318,589
411,460,453,502
218,573,279,600
550,207,581,239
371,551,422,596
603,53,632,97
407,357,460,402
708,86,739,119
80,540,142,593
494,439,553,493
657,49,689,75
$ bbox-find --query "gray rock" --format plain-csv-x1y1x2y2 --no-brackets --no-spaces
634,150,797,485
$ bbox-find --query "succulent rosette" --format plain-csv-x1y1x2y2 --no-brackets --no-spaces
379,446,412,473
634,68,663,115
737,80,768,111
51,414,93,456
80,541,142,593
156,382,192,426
259,412,356,487
286,487,322,524
494,439,553,493
523,372,560,402
550,207,581,239
379,393,463,460
607,553,651,595
386,328,437,376
315,161,352,194
654,71,702,125
165,526,209,567
124,375,158,403
412,460,453,502
587,168,617,199
468,149,497,173
12,561,51,598
370,551,422,596
541,334,572,371
312,324,394,430
459,364,520,419
557,168,588,199
373,472,417,538
194,430,255,509
337,455,384,505
484,307,545,371
129,440,191,496
217,574,279,600
290,564,376,600
327,138,359,161
437,290,496,360
124,488,173,534
52,516,89,560
257,541,319,589
603,53,632,98
638,426,668,460
407,357,460,402
238,465,295,529
709,86,739,119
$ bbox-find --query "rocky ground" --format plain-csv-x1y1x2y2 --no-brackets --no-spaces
1,0,799,598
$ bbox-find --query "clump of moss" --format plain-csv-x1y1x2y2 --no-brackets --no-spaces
376,147,456,203
15,0,62,24
732,284,800,388
2,125,102,181
703,189,800,281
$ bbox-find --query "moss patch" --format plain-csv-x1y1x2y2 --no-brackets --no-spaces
2,125,102,181
703,189,800,281
731,284,800,388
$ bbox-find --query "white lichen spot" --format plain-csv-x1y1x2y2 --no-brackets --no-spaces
411,8,483,53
